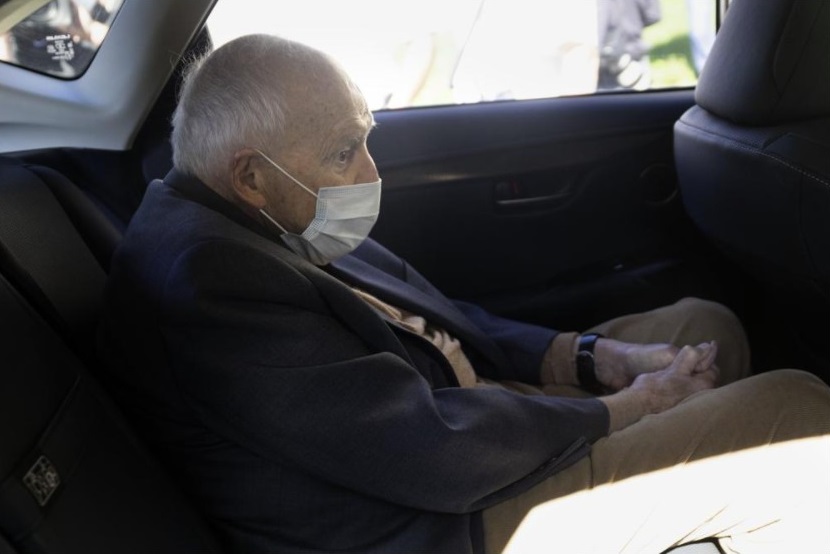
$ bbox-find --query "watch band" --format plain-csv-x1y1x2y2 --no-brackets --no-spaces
576,333,604,394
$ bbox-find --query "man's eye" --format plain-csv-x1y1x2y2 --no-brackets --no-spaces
338,142,363,165
337,149,353,164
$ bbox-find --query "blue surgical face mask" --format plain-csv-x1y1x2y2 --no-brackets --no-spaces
255,149,381,266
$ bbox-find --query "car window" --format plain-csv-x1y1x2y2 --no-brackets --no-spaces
0,0,123,79
207,0,717,111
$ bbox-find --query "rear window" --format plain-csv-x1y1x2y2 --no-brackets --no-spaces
0,0,123,79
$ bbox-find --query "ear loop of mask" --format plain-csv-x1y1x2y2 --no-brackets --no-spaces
254,148,318,196
259,207,289,234
253,148,320,235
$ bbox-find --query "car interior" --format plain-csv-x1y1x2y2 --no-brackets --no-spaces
0,0,826,552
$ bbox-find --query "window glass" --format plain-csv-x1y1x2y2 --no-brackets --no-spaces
207,0,717,111
0,0,124,79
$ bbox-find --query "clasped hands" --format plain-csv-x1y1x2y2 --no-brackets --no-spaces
593,338,719,392
592,338,720,431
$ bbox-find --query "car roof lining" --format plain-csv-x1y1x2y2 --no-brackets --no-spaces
0,0,217,154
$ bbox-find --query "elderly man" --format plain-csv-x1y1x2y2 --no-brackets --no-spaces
100,34,830,554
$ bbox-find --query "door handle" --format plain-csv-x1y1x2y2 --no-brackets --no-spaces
494,179,575,210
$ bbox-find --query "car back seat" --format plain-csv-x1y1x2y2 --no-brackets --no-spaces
0,271,223,553
0,156,121,361
0,156,224,552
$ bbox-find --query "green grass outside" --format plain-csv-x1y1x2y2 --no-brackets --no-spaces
643,0,700,88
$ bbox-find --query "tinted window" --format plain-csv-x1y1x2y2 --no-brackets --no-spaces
0,0,124,79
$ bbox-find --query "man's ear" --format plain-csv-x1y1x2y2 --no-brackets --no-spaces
230,148,268,210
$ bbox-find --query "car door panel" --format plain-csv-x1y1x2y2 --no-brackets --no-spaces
369,91,716,330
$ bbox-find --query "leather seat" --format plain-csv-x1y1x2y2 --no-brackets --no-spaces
674,0,830,369
0,157,122,361
0,153,223,552
0,271,223,553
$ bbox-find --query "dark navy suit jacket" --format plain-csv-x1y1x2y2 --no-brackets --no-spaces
100,170,609,554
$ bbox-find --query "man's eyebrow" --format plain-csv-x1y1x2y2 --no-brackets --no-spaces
350,114,376,144
322,111,375,160
362,111,377,134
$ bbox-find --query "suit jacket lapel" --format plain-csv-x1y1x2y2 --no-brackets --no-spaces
329,252,508,367
329,253,461,327
266,249,416,366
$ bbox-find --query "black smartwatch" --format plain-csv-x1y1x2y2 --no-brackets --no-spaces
576,333,605,394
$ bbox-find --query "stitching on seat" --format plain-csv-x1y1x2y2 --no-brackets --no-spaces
677,120,830,190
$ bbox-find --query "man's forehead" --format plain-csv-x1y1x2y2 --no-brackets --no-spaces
277,60,374,148
327,86,374,134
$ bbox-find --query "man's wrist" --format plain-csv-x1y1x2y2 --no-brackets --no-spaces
599,387,650,433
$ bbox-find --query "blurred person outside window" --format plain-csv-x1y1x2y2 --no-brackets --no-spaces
597,0,662,90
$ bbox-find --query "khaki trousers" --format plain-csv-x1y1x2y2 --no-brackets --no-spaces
483,298,830,553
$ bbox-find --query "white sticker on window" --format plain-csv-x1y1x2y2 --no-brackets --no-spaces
46,33,75,61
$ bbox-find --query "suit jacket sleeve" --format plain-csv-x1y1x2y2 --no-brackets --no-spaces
161,239,609,514
452,299,558,384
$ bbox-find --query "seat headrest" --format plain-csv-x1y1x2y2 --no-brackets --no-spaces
696,0,830,125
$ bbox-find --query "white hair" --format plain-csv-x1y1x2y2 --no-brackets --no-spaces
171,34,327,186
